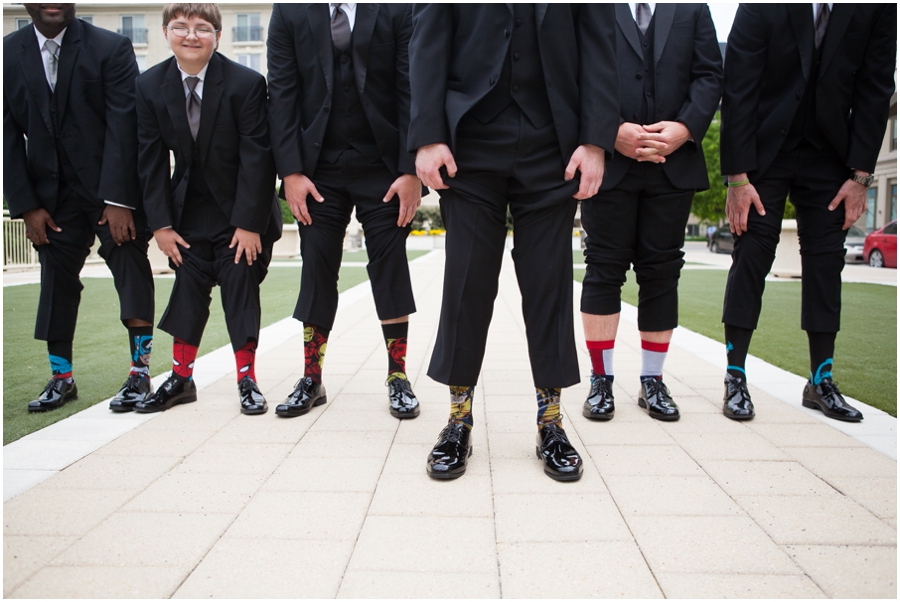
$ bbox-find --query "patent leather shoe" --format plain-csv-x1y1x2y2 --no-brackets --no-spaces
582,374,615,420
802,378,863,422
135,374,197,413
238,376,268,415
387,377,420,419
426,422,472,480
275,376,326,417
27,377,78,412
536,423,583,481
109,373,152,412
723,373,755,420
638,376,679,421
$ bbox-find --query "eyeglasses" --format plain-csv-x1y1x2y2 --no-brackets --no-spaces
166,25,218,39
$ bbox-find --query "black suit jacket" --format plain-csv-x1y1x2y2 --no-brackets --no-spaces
603,3,722,191
3,18,140,218
408,4,619,165
721,3,896,178
135,53,281,245
267,3,415,179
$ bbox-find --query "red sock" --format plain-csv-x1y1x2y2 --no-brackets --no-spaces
172,338,198,380
235,340,257,382
586,340,615,377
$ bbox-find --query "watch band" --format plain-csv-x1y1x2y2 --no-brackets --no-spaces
850,172,875,188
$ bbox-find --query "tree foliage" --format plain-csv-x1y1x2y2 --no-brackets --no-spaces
690,113,727,226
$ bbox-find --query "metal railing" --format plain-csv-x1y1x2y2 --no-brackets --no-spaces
3,212,38,268
117,27,148,44
233,25,263,42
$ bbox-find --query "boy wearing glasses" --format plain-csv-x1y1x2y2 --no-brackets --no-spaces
133,3,281,414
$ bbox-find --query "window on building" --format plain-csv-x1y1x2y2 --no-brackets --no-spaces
891,183,897,222
892,118,897,152
135,55,148,73
16,18,31,30
79,16,93,25
119,15,147,44
866,187,878,231
234,13,262,42
236,54,261,73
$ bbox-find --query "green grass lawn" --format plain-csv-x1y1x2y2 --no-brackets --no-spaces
574,267,897,417
3,249,427,444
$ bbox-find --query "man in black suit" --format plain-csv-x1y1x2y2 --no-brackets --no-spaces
4,4,156,413
409,5,618,481
133,3,281,415
580,4,723,423
267,3,423,421
720,4,896,422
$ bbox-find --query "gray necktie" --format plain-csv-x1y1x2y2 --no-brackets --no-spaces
331,4,351,52
185,76,201,140
636,3,652,35
44,39,59,91
814,3,830,50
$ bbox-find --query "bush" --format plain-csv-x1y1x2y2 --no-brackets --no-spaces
411,205,443,231
279,196,296,225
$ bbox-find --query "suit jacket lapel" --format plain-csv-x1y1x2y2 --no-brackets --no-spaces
17,31,55,134
616,3,643,62
308,4,334,95
818,3,853,77
535,4,548,30
788,4,814,83
351,4,378,96
162,58,195,163
653,4,675,66
53,17,81,121
195,53,224,164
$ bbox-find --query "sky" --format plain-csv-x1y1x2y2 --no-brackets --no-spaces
706,2,740,42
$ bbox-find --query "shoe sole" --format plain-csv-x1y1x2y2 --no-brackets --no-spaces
638,399,680,421
582,408,615,421
109,404,137,413
535,447,584,481
426,446,473,480
275,395,327,418
241,405,268,415
134,392,197,413
802,398,862,422
723,407,755,421
28,393,78,413
390,405,421,419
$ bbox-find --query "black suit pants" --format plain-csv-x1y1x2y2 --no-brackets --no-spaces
294,149,415,330
428,104,581,389
158,198,270,349
35,191,154,341
580,161,695,332
723,143,848,333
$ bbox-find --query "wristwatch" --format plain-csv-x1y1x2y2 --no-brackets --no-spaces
850,170,875,188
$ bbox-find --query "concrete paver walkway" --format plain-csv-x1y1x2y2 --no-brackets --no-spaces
4,249,896,598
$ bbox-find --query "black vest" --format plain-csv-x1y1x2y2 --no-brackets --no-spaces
469,4,553,128
321,40,380,163
49,88,90,202
785,37,828,152
636,16,657,125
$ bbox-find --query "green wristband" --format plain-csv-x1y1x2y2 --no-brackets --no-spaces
727,179,750,187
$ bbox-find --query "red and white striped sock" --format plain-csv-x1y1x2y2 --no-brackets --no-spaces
586,340,615,379
640,340,669,378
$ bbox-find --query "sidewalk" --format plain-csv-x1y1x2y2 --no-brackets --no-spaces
4,249,896,598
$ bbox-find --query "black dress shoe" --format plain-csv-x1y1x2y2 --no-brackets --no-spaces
109,373,152,412
275,376,326,417
238,376,268,415
27,377,78,413
723,373,755,420
135,374,197,413
387,377,420,419
638,376,680,421
536,424,583,481
582,374,615,420
802,378,863,422
426,422,472,480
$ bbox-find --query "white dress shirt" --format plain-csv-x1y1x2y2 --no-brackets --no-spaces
33,25,66,90
178,61,209,99
628,3,657,21
329,3,357,31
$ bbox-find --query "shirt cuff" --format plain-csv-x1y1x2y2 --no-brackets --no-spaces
104,200,136,210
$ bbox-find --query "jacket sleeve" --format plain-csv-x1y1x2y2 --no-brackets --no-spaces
395,5,416,175
674,4,724,147
232,76,278,235
3,87,41,218
577,3,619,155
98,35,140,208
720,4,767,176
266,4,305,178
135,78,174,232
407,3,453,151
846,4,897,173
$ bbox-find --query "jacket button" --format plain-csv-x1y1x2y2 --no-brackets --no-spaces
633,113,639,120
504,29,510,38
324,106,329,113
646,91,652,97
643,41,648,48
314,142,321,148
341,56,348,64
52,173,58,179
490,77,496,86
513,52,520,60
515,18,522,26
636,73,643,80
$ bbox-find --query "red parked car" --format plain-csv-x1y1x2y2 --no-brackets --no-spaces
863,220,897,268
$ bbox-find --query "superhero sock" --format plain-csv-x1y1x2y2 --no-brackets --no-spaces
48,340,74,382
724,324,753,379
536,387,562,429
449,385,474,430
640,340,669,378
127,326,153,379
235,339,257,382
172,337,198,381
586,339,614,381
807,331,836,385
303,324,329,384
382,322,408,382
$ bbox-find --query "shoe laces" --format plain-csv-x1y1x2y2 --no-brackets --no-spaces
42,377,64,396
442,422,465,444
239,377,258,394
123,372,145,390
389,377,413,395
540,423,569,447
819,378,841,398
